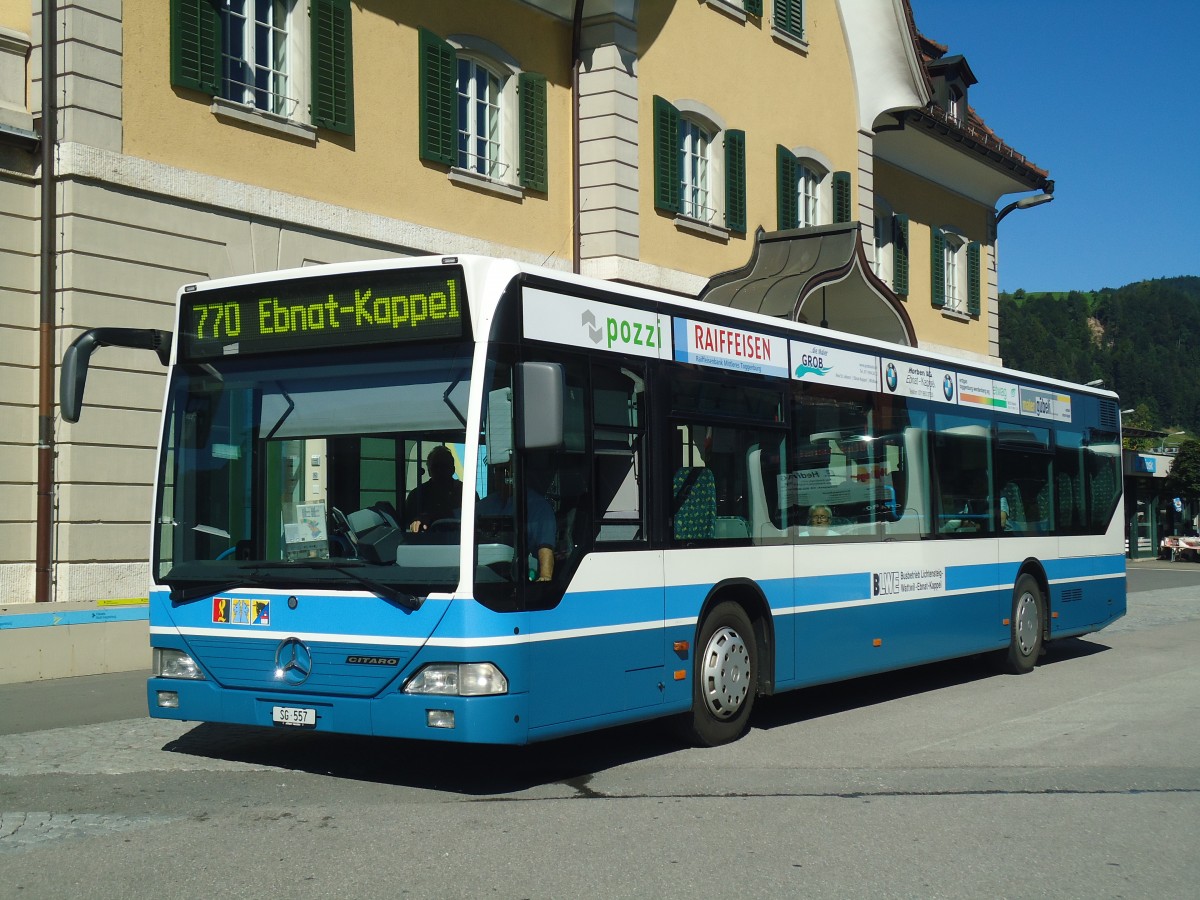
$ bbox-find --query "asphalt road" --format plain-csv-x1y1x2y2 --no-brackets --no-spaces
1,560,1197,899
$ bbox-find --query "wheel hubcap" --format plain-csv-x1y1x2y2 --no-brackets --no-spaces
1015,591,1040,656
701,625,751,719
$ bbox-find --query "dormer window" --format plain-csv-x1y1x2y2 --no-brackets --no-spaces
926,53,977,129
946,85,964,125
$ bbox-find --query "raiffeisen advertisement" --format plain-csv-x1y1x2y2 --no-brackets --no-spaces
674,318,789,379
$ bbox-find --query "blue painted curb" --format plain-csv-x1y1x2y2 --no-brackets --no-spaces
0,605,149,630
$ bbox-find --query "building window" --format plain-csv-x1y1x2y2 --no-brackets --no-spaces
219,0,295,116
776,146,849,230
418,30,548,193
652,96,746,233
797,164,820,228
457,57,505,179
170,0,354,134
931,227,982,316
680,119,714,222
872,197,894,285
944,234,962,310
946,85,964,125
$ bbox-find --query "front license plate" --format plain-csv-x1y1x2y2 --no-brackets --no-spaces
272,706,316,727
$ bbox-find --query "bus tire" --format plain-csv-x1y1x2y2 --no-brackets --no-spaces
682,601,758,747
1000,574,1045,675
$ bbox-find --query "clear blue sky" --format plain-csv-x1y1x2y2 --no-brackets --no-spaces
911,1,1200,293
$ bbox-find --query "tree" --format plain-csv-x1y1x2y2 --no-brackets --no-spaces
1122,403,1156,452
1165,440,1200,505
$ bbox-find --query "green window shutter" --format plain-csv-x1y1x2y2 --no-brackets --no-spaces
967,241,982,317
170,0,221,95
832,171,852,223
419,29,457,166
893,214,909,296
930,227,946,309
745,0,764,15
519,73,548,192
776,145,798,230
725,129,747,233
310,0,354,134
653,96,680,213
776,0,804,39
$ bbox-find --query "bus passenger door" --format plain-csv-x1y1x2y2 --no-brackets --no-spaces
522,356,665,731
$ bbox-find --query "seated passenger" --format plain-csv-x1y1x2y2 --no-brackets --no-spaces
477,471,556,582
798,504,838,537
406,446,464,532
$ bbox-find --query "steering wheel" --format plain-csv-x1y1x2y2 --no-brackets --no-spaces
329,506,351,535
327,506,358,557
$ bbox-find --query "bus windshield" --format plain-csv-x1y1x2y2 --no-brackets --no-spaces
154,344,474,601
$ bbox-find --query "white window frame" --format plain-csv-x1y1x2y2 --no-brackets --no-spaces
942,228,967,313
947,85,964,126
789,147,831,229
679,118,714,222
798,164,820,228
872,196,894,284
456,57,506,180
447,36,523,191
674,100,729,236
218,0,307,121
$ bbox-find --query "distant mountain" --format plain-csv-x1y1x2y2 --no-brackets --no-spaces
999,277,1200,432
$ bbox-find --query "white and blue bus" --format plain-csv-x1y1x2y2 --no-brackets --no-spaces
62,255,1126,746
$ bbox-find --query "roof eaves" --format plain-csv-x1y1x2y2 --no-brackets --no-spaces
902,6,1050,188
906,105,1051,188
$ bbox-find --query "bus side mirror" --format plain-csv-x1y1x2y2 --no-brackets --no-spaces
519,362,563,450
60,336,94,424
60,328,172,423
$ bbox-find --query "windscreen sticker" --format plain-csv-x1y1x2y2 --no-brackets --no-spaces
212,597,270,626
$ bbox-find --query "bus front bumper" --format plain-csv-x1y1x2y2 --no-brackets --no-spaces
147,677,530,744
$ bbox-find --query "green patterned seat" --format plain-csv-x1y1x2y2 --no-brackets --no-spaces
673,467,716,541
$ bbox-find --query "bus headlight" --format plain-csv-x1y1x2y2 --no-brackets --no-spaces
153,648,205,680
404,663,508,696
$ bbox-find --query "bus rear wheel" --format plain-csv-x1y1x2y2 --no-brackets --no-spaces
1000,574,1045,675
682,601,758,747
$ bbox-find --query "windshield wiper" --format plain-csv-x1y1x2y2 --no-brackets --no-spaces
166,577,266,604
248,561,423,611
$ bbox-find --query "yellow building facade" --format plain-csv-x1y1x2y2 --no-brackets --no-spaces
0,0,1051,606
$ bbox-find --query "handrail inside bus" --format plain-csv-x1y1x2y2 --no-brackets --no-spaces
60,327,173,423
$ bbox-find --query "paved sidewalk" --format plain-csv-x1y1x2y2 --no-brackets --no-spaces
0,670,150,736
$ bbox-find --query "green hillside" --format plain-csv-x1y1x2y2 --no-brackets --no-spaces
998,276,1200,433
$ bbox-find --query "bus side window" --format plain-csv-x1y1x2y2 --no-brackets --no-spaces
931,415,994,536
594,364,646,544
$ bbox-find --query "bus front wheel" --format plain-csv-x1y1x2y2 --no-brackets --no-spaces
682,601,758,747
1000,574,1045,675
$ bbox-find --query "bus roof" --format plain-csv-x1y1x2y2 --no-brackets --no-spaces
177,253,1119,403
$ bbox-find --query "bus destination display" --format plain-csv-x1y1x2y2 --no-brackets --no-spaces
180,268,466,359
